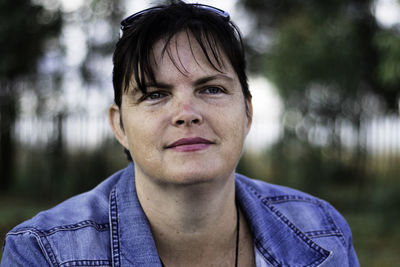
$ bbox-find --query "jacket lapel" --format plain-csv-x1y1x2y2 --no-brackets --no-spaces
236,176,332,267
109,164,162,267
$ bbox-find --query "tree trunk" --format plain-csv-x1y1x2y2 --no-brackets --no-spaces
0,88,16,192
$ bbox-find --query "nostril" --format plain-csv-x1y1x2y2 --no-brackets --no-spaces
174,116,202,126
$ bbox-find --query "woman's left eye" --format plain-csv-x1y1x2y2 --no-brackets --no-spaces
203,86,223,94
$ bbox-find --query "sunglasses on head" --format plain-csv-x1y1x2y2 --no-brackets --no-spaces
120,4,230,32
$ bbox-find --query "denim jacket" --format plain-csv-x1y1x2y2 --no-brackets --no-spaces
1,164,359,266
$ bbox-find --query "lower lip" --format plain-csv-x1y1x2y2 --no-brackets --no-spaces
171,143,211,152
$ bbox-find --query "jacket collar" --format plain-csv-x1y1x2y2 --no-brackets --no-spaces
110,164,162,266
235,175,331,267
109,165,331,267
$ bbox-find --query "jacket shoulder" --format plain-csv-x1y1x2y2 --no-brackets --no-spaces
236,173,359,266
2,167,128,267
236,173,348,236
236,173,318,199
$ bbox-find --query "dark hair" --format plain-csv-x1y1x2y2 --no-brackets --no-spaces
112,0,251,160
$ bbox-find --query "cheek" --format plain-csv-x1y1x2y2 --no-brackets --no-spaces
213,107,248,143
122,111,167,153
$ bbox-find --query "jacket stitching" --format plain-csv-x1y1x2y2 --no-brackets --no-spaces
41,234,60,267
6,229,112,267
264,195,320,204
320,201,347,247
264,195,347,244
263,201,331,266
10,221,109,237
253,238,281,266
245,184,331,267
44,221,109,236
242,185,282,266
6,229,59,266
109,188,121,267
305,230,342,238
59,259,111,266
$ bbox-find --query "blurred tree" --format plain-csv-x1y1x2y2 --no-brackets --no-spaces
67,0,124,86
238,0,400,169
43,0,125,199
0,0,62,192
240,0,400,108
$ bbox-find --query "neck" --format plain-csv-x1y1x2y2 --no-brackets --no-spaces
135,172,238,266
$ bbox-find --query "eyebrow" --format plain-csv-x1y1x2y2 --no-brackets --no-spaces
193,74,234,86
144,74,234,89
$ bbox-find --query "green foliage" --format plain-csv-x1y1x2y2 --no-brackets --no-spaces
0,0,62,80
13,139,127,201
0,0,63,192
375,30,400,88
241,0,400,113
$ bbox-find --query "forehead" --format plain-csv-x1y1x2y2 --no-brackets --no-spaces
150,31,234,77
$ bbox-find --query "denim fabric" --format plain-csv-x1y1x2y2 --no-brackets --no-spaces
1,163,359,266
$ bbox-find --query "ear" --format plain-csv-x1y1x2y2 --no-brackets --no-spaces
109,104,129,149
245,97,253,136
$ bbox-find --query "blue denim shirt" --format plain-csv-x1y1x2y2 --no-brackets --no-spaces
1,164,359,266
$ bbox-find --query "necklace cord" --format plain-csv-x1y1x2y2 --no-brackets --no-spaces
234,199,240,267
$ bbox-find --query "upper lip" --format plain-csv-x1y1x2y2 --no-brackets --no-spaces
166,137,214,148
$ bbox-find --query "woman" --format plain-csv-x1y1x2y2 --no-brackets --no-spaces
1,1,359,266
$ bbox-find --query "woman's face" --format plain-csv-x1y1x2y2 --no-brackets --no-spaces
111,32,252,185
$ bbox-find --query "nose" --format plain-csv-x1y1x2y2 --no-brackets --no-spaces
172,98,203,127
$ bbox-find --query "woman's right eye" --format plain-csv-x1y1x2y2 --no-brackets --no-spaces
144,91,167,101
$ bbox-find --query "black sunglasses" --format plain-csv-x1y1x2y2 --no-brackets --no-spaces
120,4,230,32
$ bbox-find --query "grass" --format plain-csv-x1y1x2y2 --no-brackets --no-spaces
345,211,400,267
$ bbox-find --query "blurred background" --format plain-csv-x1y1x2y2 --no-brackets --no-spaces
0,0,399,265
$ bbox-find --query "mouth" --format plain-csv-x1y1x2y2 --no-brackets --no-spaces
165,137,214,152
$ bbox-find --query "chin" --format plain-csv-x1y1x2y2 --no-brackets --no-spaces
135,159,236,187
161,168,233,186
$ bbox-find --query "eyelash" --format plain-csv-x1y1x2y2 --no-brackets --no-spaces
140,86,225,102
202,86,224,95
142,91,168,101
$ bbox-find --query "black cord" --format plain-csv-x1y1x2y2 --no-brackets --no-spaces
234,199,240,267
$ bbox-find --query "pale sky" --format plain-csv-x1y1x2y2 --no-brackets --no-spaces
374,0,400,27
